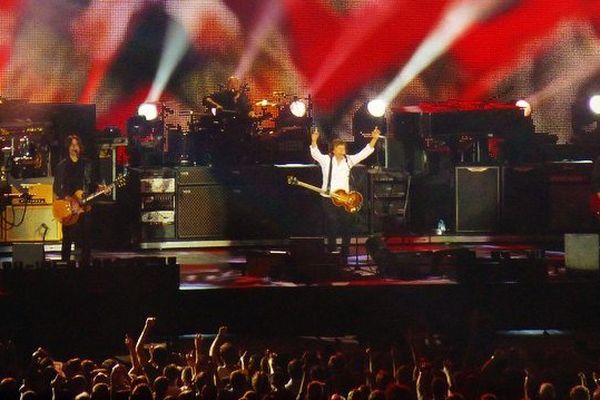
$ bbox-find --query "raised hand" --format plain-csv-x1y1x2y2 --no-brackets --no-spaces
145,317,156,328
372,126,381,140
578,372,587,386
443,360,453,374
98,184,112,194
311,127,320,144
239,350,248,369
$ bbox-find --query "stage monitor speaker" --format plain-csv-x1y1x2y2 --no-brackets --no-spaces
288,237,341,282
4,205,62,242
455,166,499,232
12,243,45,268
564,234,599,272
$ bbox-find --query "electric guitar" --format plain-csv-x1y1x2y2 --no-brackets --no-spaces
287,175,363,213
53,174,127,226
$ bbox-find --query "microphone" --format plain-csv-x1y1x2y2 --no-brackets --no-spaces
360,131,387,139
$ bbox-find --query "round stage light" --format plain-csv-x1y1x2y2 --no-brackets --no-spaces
138,103,159,120
589,95,600,115
367,99,387,117
290,100,307,118
515,99,532,117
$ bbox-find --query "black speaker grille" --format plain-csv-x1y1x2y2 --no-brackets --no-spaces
455,166,499,232
177,186,228,238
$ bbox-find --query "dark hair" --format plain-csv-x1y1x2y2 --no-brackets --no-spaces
219,342,238,366
251,371,270,396
91,383,110,400
153,376,169,398
151,344,168,367
130,383,153,400
329,138,347,152
385,384,413,400
230,370,247,391
163,364,180,383
0,378,19,400
570,386,590,400
65,134,84,153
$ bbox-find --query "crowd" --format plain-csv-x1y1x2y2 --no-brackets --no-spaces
1,318,600,400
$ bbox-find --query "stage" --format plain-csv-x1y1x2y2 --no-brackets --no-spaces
1,233,598,357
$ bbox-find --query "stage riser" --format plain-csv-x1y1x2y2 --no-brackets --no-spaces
127,162,598,244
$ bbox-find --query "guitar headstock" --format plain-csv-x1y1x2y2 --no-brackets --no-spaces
287,176,298,185
113,174,127,189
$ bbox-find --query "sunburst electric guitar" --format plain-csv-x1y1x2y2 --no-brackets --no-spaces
287,175,363,213
53,174,127,226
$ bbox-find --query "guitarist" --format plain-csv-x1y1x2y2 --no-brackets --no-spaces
310,126,380,259
52,134,109,265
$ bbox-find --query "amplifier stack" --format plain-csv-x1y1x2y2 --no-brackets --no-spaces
138,168,176,241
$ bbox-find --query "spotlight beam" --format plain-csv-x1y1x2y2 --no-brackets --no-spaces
526,56,600,109
146,20,190,103
234,0,282,80
378,0,505,104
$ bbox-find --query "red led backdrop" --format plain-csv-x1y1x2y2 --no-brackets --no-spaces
1,0,600,142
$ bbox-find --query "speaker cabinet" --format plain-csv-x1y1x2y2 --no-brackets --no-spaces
546,162,594,233
177,185,284,239
177,166,220,186
501,165,548,233
4,205,62,242
455,166,499,232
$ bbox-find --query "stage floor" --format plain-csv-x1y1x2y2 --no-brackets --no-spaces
28,236,567,290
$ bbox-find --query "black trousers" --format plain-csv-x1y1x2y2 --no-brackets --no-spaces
61,213,91,265
322,197,354,256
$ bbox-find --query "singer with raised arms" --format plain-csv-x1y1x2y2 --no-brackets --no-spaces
309,126,381,258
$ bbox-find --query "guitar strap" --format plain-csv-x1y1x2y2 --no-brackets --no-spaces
326,155,333,195
345,155,355,190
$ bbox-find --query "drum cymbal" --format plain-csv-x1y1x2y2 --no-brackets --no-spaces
255,99,277,107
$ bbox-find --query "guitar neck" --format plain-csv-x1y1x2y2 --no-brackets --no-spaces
82,184,113,204
294,180,347,200
294,180,328,195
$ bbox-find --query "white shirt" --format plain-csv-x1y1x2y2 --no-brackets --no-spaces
310,144,374,196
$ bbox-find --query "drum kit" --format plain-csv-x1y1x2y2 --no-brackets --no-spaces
171,89,313,166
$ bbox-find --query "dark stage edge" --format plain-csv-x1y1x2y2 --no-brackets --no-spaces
1,234,599,357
